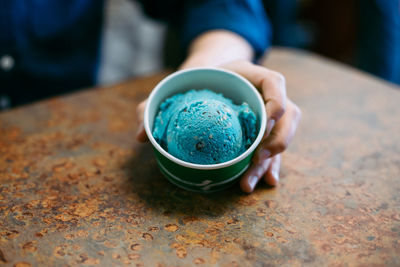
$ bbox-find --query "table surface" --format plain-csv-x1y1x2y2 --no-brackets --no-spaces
1,48,399,267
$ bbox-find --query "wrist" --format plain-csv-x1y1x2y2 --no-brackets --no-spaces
180,30,254,69
180,54,215,70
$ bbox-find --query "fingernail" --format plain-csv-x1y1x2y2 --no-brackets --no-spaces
248,175,258,192
258,149,271,162
272,169,280,183
266,119,275,136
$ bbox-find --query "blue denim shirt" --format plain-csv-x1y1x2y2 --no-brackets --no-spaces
0,1,104,106
0,0,270,107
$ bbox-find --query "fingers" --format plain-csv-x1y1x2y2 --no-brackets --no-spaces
240,156,272,193
221,61,300,193
264,154,281,186
240,154,281,193
221,61,287,128
135,100,149,142
241,99,300,193
256,99,301,157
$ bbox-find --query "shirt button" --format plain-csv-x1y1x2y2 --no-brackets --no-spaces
0,55,15,71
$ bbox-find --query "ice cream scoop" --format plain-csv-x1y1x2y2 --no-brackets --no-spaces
153,89,257,164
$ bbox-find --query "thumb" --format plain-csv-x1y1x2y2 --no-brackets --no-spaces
136,100,149,142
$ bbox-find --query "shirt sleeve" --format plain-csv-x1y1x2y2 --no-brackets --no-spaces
181,0,271,57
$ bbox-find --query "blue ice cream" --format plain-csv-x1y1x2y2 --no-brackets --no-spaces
152,89,257,164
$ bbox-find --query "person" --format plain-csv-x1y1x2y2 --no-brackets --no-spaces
0,1,103,108
0,0,301,193
135,0,301,193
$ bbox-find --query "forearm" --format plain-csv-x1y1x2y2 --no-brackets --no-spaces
180,30,255,69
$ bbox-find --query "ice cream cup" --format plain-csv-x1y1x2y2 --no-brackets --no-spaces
144,68,267,193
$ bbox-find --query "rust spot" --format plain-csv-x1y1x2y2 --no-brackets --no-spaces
142,233,153,241
227,218,238,225
148,226,159,232
256,208,266,217
238,197,257,206
321,244,332,252
215,222,224,228
112,253,121,259
104,241,118,248
93,158,107,167
128,253,140,260
276,236,288,243
76,230,89,238
130,244,142,251
4,230,19,239
70,202,96,217
194,258,205,264
10,205,21,213
0,249,7,263
24,200,40,210
64,233,74,240
55,213,74,222
183,216,199,224
78,253,88,263
22,212,33,217
54,246,66,257
176,247,187,259
264,200,277,208
224,261,239,267
205,228,221,235
52,161,74,172
165,224,179,232
170,243,180,249
13,262,31,267
22,241,37,252
77,253,100,265
264,231,274,237
103,176,113,182
56,223,70,231
333,238,353,245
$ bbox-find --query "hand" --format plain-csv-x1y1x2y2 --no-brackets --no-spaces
220,61,301,193
135,60,301,193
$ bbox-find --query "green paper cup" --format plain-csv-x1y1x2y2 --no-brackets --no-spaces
144,68,267,193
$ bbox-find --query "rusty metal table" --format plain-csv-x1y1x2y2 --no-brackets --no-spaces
1,48,399,266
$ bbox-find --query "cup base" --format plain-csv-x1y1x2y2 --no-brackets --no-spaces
156,157,249,193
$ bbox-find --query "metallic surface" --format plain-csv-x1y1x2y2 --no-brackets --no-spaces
1,48,399,266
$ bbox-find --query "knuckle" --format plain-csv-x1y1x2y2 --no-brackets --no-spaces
267,98,286,120
274,138,289,154
291,103,302,119
270,71,286,86
276,104,286,118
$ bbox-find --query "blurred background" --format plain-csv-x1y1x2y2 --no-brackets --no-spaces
1,0,398,110
99,0,400,85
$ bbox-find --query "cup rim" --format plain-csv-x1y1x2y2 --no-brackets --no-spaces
144,67,267,170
